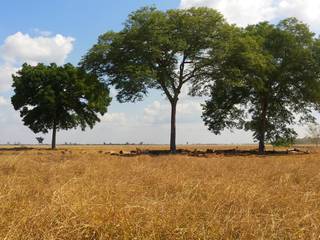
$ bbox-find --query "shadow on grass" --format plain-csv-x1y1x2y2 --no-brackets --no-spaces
0,147,68,152
115,148,310,157
0,147,34,152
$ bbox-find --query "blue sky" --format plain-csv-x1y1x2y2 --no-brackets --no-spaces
0,0,179,64
0,0,319,145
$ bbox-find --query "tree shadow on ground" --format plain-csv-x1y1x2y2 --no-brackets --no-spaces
0,147,34,152
114,148,310,157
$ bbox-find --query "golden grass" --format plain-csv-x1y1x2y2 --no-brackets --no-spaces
0,145,320,239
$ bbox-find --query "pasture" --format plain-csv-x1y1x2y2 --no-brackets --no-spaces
0,145,319,239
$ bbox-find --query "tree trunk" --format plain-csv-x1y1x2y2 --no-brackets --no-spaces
258,99,268,155
258,134,265,155
51,119,57,150
170,100,177,153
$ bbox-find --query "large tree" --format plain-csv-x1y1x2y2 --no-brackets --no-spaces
201,18,320,154
11,63,111,149
80,7,231,152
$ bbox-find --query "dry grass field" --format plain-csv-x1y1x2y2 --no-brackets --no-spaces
0,145,320,239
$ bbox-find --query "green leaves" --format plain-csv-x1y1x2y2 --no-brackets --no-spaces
81,7,228,103
202,18,320,152
11,63,111,134
80,6,231,151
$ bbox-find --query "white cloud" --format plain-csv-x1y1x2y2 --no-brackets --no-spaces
101,112,128,126
0,64,17,91
180,0,320,32
178,101,202,115
33,28,52,37
0,31,75,93
143,100,169,124
181,0,275,26
0,96,8,106
276,0,320,32
0,32,75,65
143,99,202,124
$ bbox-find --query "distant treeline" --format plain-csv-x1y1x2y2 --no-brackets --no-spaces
294,138,320,145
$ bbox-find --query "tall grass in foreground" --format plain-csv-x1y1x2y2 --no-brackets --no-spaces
0,147,319,239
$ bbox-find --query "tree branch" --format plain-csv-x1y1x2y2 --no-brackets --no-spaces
158,78,174,102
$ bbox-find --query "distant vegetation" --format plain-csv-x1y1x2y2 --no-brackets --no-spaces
35,137,44,144
295,137,319,145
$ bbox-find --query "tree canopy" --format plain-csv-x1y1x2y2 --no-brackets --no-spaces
201,18,320,154
11,63,111,149
80,6,232,152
